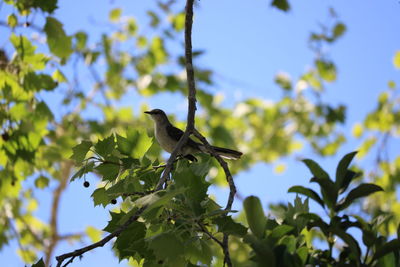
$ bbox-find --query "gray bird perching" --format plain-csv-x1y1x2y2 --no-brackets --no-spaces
145,109,243,161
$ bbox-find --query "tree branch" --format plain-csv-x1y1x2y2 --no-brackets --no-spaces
193,129,236,266
55,206,146,267
156,0,197,190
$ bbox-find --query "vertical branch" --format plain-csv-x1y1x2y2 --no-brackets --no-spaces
45,161,73,266
156,0,197,190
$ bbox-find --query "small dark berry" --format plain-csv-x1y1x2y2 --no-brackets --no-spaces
83,181,90,187
2,132,9,141
111,199,117,205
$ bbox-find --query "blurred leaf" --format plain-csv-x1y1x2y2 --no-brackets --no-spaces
372,239,400,262
270,224,294,239
31,258,45,267
213,216,247,237
288,186,325,209
44,17,72,59
243,196,267,238
109,8,121,22
316,59,337,82
52,69,67,83
352,123,363,138
32,0,58,13
34,175,49,189
336,183,383,211
271,0,290,11
7,14,17,28
393,51,400,69
333,23,346,39
86,226,102,243
70,140,92,163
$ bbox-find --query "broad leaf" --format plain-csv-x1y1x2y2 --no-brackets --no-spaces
91,188,109,207
213,216,247,237
288,186,325,209
44,17,73,59
114,221,147,260
70,161,95,181
94,135,116,158
95,161,120,181
70,140,92,162
243,196,267,238
270,224,294,239
148,232,184,261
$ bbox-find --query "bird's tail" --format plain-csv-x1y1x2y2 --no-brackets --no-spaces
200,145,243,160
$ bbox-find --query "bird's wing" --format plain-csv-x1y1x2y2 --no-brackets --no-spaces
166,124,200,149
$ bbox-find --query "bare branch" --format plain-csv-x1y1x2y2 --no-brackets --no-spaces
156,0,197,190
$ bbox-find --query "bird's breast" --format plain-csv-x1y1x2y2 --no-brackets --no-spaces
155,124,177,153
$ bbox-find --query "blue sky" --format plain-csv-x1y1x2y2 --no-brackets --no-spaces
1,0,399,266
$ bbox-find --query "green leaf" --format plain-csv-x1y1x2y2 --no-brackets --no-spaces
333,22,346,39
134,188,185,212
310,177,337,209
118,130,153,158
331,227,361,259
103,211,126,233
10,34,36,57
316,59,337,82
302,159,330,180
34,175,49,189
335,151,357,190
31,258,45,267
393,51,400,69
288,186,325,209
243,196,267,238
70,140,92,162
23,72,57,91
86,226,102,243
7,14,18,28
114,221,147,260
32,0,58,13
336,183,383,211
109,8,122,22
91,188,110,207
271,0,290,11
44,17,72,59
213,216,248,237
95,161,120,181
373,239,400,260
296,246,308,265
148,232,184,261
270,224,294,239
70,161,95,181
94,135,116,158
339,170,360,194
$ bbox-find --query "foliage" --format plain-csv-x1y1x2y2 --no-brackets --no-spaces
0,0,399,266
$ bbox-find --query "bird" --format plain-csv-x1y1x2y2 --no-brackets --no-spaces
144,109,242,161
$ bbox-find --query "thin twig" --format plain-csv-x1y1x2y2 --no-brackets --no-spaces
55,206,146,267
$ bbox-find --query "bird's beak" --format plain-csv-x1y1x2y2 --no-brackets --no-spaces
144,111,151,115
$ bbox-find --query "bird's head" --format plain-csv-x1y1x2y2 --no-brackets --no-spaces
144,109,169,124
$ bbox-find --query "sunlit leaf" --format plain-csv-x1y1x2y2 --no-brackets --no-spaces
70,140,92,163
243,196,266,238
393,51,400,69
44,17,72,59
